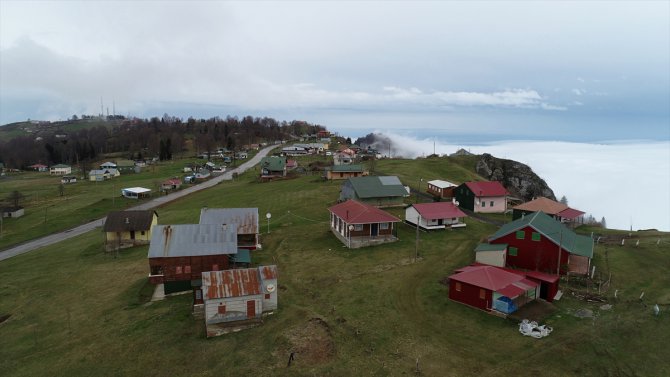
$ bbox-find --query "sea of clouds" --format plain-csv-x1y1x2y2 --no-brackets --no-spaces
374,132,670,232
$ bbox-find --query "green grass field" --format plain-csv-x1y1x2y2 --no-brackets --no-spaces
1,159,669,376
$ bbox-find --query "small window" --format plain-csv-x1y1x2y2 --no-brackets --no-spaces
455,282,462,292
532,232,541,242
516,230,525,239
265,293,271,299
380,223,389,230
354,224,363,231
509,247,518,256
184,265,191,274
217,304,226,315
481,201,486,207
175,266,182,274
141,231,146,236
195,290,202,300
479,289,486,299
490,201,494,206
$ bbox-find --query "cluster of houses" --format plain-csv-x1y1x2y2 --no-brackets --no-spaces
183,161,226,184
123,207,278,337
324,173,592,317
89,160,139,182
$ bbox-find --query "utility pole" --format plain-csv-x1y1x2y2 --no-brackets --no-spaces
415,214,420,262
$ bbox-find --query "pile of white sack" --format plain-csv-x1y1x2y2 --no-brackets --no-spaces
518,319,553,338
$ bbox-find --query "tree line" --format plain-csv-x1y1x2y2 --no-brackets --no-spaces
0,115,325,169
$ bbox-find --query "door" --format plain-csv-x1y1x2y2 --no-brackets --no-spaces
130,231,136,240
540,282,548,300
246,300,256,318
371,223,379,236
438,219,444,226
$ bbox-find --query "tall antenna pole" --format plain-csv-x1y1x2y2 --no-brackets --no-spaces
100,97,103,117
113,100,116,117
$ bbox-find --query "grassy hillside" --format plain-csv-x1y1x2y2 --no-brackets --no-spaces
0,119,118,142
1,160,669,376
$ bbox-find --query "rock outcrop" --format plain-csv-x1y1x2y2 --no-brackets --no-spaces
475,153,555,201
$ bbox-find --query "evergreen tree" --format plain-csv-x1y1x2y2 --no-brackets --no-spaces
560,195,568,205
600,217,607,228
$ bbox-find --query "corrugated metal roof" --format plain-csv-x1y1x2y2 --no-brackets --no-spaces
513,197,568,215
122,187,151,194
201,265,277,300
259,265,278,280
412,202,467,220
230,249,251,264
348,176,408,198
489,211,593,258
199,208,259,235
329,200,400,224
427,180,457,189
558,207,585,219
464,181,508,197
103,210,156,232
449,265,524,291
474,243,507,252
260,156,286,171
331,164,365,172
147,224,238,258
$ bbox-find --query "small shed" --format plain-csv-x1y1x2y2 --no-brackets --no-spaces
405,202,467,230
474,243,507,267
2,206,25,218
121,187,151,199
89,169,111,181
161,178,182,191
426,179,457,199
201,265,278,337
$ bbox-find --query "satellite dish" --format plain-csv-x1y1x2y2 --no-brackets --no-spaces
266,283,276,293
266,213,272,219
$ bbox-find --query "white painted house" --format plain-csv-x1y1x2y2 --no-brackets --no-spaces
405,201,467,230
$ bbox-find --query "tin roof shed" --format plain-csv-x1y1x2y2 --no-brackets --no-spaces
199,208,259,235
148,224,238,258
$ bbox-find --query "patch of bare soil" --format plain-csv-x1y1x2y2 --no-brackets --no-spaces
285,317,336,366
0,314,11,324
508,300,557,322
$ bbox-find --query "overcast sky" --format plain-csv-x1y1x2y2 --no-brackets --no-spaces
1,1,669,141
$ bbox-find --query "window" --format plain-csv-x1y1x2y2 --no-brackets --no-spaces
175,266,182,274
141,231,146,236
184,265,191,274
481,201,486,207
509,247,518,256
195,290,202,300
354,224,363,231
339,173,344,177
532,232,541,242
479,289,486,299
218,304,226,315
455,282,462,292
380,223,389,230
490,201,494,207
516,230,525,239
212,264,219,271
265,294,271,299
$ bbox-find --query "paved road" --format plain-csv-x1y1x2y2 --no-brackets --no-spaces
0,145,278,262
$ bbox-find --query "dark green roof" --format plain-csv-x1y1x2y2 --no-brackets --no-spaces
260,156,285,172
475,243,507,252
332,164,365,172
489,211,593,258
349,176,408,199
230,249,251,264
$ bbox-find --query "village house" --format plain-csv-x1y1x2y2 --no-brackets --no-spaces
282,146,309,156
103,210,158,250
49,164,71,175
339,176,409,207
147,224,239,296
195,169,211,180
2,206,25,218
201,265,278,337
100,162,117,169
259,156,287,180
448,264,540,314
488,211,594,276
333,152,354,165
454,181,509,213
235,152,248,159
325,164,369,180
512,196,585,227
161,178,182,191
426,179,458,200
199,207,261,250
405,201,467,230
121,187,151,199
61,175,77,184
89,169,111,181
116,159,138,173
286,159,298,170
28,163,48,172
328,199,400,248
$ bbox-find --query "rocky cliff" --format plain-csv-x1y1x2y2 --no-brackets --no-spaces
475,153,555,201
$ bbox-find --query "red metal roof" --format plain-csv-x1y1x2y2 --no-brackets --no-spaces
496,284,526,298
412,202,467,220
328,200,399,224
449,265,524,291
163,178,181,185
464,181,509,197
201,268,262,299
558,207,585,219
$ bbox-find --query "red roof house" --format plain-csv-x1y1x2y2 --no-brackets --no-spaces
455,181,509,213
328,200,399,248
448,264,539,313
512,196,585,226
405,201,467,229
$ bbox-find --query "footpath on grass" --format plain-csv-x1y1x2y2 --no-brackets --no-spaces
0,144,278,262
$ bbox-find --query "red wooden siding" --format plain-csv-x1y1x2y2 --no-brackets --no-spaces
149,255,231,283
448,280,492,311
490,226,569,275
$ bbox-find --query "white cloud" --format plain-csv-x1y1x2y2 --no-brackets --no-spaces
541,103,567,111
572,88,585,96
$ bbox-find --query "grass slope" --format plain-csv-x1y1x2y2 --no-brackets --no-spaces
1,160,669,376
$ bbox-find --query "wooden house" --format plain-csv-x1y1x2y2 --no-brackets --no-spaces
339,176,409,207
488,211,593,276
201,265,278,337
325,164,368,180
405,202,467,230
121,187,151,199
328,200,400,248
512,196,585,227
333,152,354,165
426,179,457,199
2,206,24,218
448,265,539,314
474,243,507,267
454,181,509,213
89,169,111,181
49,164,71,175
100,162,117,169
103,210,158,250
116,160,137,173
199,208,261,250
147,224,239,295
259,156,287,180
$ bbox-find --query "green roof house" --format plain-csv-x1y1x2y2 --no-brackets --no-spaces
339,176,409,207
260,156,287,180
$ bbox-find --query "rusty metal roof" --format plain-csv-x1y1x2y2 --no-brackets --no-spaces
148,224,238,258
199,208,259,235
259,265,278,280
103,210,157,232
201,265,277,300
